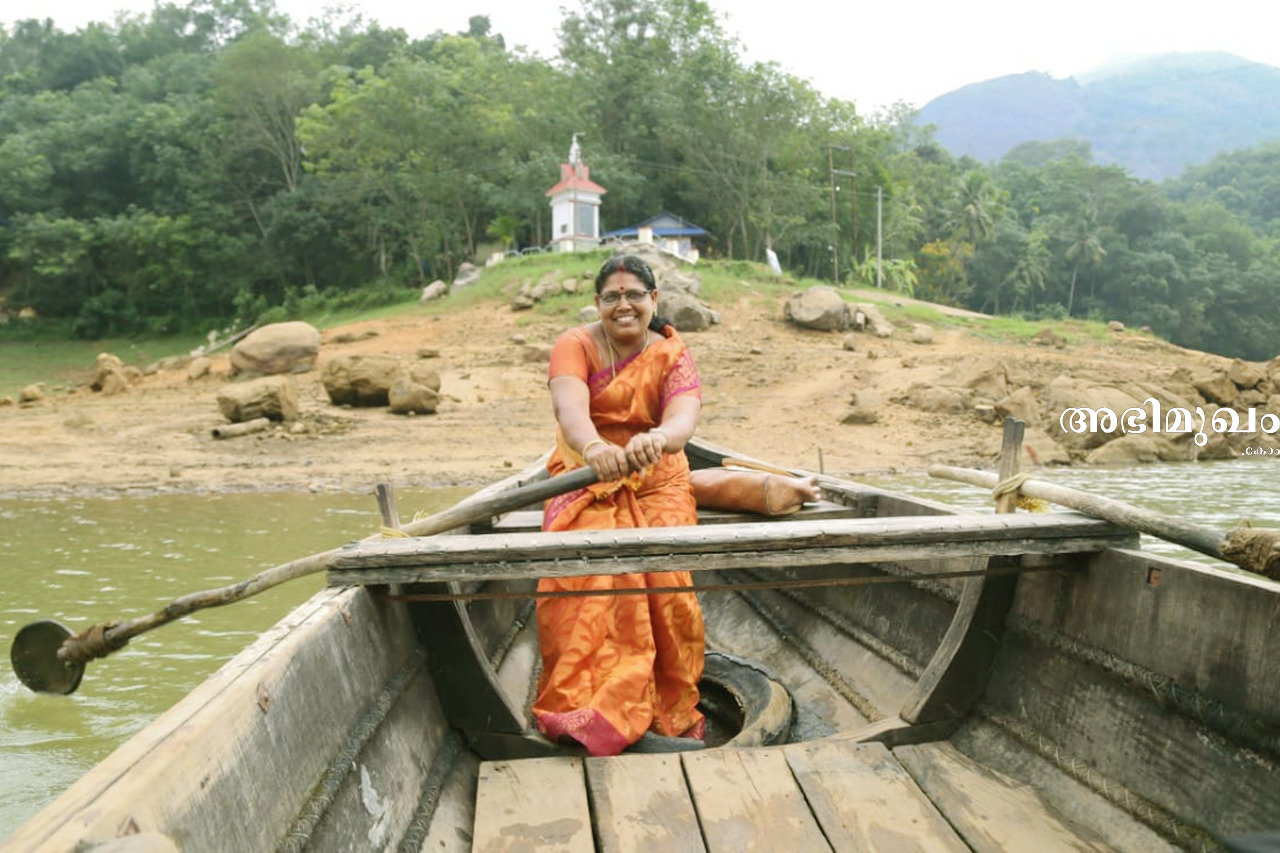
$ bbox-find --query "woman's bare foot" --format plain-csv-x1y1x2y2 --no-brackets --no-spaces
764,474,822,515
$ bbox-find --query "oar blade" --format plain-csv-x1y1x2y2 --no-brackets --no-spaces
10,620,85,695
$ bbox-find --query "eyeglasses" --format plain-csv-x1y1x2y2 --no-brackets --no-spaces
599,289,653,306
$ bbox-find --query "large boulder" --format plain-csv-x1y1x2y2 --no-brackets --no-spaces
994,386,1039,427
322,354,401,406
852,303,893,338
658,290,718,332
784,287,851,332
405,362,441,392
216,376,299,423
1192,370,1241,408
1086,434,1162,465
100,369,131,396
1045,376,1145,449
389,364,442,415
420,280,448,302
906,383,970,414
187,357,212,381
389,379,439,415
657,268,701,295
1197,432,1237,461
1228,358,1265,390
938,360,1009,402
533,272,568,301
231,322,320,376
1268,356,1280,390
90,352,129,393
452,262,483,289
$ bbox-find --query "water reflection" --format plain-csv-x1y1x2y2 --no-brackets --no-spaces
0,487,466,838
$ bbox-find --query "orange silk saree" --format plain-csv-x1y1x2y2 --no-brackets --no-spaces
532,325,705,756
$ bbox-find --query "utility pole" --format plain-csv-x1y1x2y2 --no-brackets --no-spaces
828,144,856,285
827,146,838,283
848,146,857,263
877,186,883,289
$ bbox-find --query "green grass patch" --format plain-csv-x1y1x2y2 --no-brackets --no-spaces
944,312,1119,347
0,326,203,398
302,291,425,330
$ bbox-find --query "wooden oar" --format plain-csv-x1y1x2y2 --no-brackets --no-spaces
929,464,1280,579
9,466,598,695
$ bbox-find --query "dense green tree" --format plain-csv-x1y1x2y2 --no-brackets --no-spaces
0,3,1277,361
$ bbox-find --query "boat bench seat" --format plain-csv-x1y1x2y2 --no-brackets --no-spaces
470,738,1105,851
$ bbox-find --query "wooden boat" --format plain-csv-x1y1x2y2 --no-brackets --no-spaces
6,435,1279,851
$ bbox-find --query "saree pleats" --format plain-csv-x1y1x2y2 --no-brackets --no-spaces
532,327,705,755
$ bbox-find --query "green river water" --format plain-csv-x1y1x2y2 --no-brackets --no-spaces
1,461,1276,839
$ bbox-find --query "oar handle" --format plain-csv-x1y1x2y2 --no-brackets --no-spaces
61,466,600,665
928,465,1227,559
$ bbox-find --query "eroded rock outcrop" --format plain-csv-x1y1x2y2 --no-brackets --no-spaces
322,354,402,407
784,287,851,332
216,375,299,423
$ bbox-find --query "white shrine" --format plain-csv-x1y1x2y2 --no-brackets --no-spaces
545,134,607,252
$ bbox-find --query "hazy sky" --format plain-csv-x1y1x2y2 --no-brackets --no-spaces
6,0,1279,112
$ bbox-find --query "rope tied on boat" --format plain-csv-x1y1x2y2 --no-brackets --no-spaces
1221,522,1280,580
991,472,1049,513
58,621,125,664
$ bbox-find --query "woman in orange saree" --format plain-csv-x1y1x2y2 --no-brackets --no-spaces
533,255,706,756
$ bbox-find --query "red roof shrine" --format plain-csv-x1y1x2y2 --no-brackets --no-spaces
545,162,607,197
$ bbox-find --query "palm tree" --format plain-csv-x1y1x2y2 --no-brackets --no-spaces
1064,211,1106,316
950,170,1002,246
1002,228,1051,313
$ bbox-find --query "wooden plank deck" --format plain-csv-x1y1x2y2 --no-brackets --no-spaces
471,739,1105,852
329,512,1134,587
472,757,594,852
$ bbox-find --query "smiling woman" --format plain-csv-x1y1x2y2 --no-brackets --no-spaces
533,254,707,755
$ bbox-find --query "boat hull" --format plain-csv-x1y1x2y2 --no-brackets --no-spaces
7,444,1280,849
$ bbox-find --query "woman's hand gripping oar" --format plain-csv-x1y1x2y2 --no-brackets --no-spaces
9,466,599,695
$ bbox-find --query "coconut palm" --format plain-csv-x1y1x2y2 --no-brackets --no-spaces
950,170,1003,246
1064,210,1106,316
1002,227,1051,313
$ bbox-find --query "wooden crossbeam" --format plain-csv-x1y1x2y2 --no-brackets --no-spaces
326,513,1134,587
490,500,867,532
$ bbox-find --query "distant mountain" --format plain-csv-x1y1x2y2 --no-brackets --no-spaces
917,52,1280,181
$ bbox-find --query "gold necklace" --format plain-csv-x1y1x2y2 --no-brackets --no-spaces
603,329,647,380
605,334,618,380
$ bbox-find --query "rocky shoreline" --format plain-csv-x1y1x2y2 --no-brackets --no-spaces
3,259,1278,500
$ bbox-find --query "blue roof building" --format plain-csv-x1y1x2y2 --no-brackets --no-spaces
602,212,710,260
